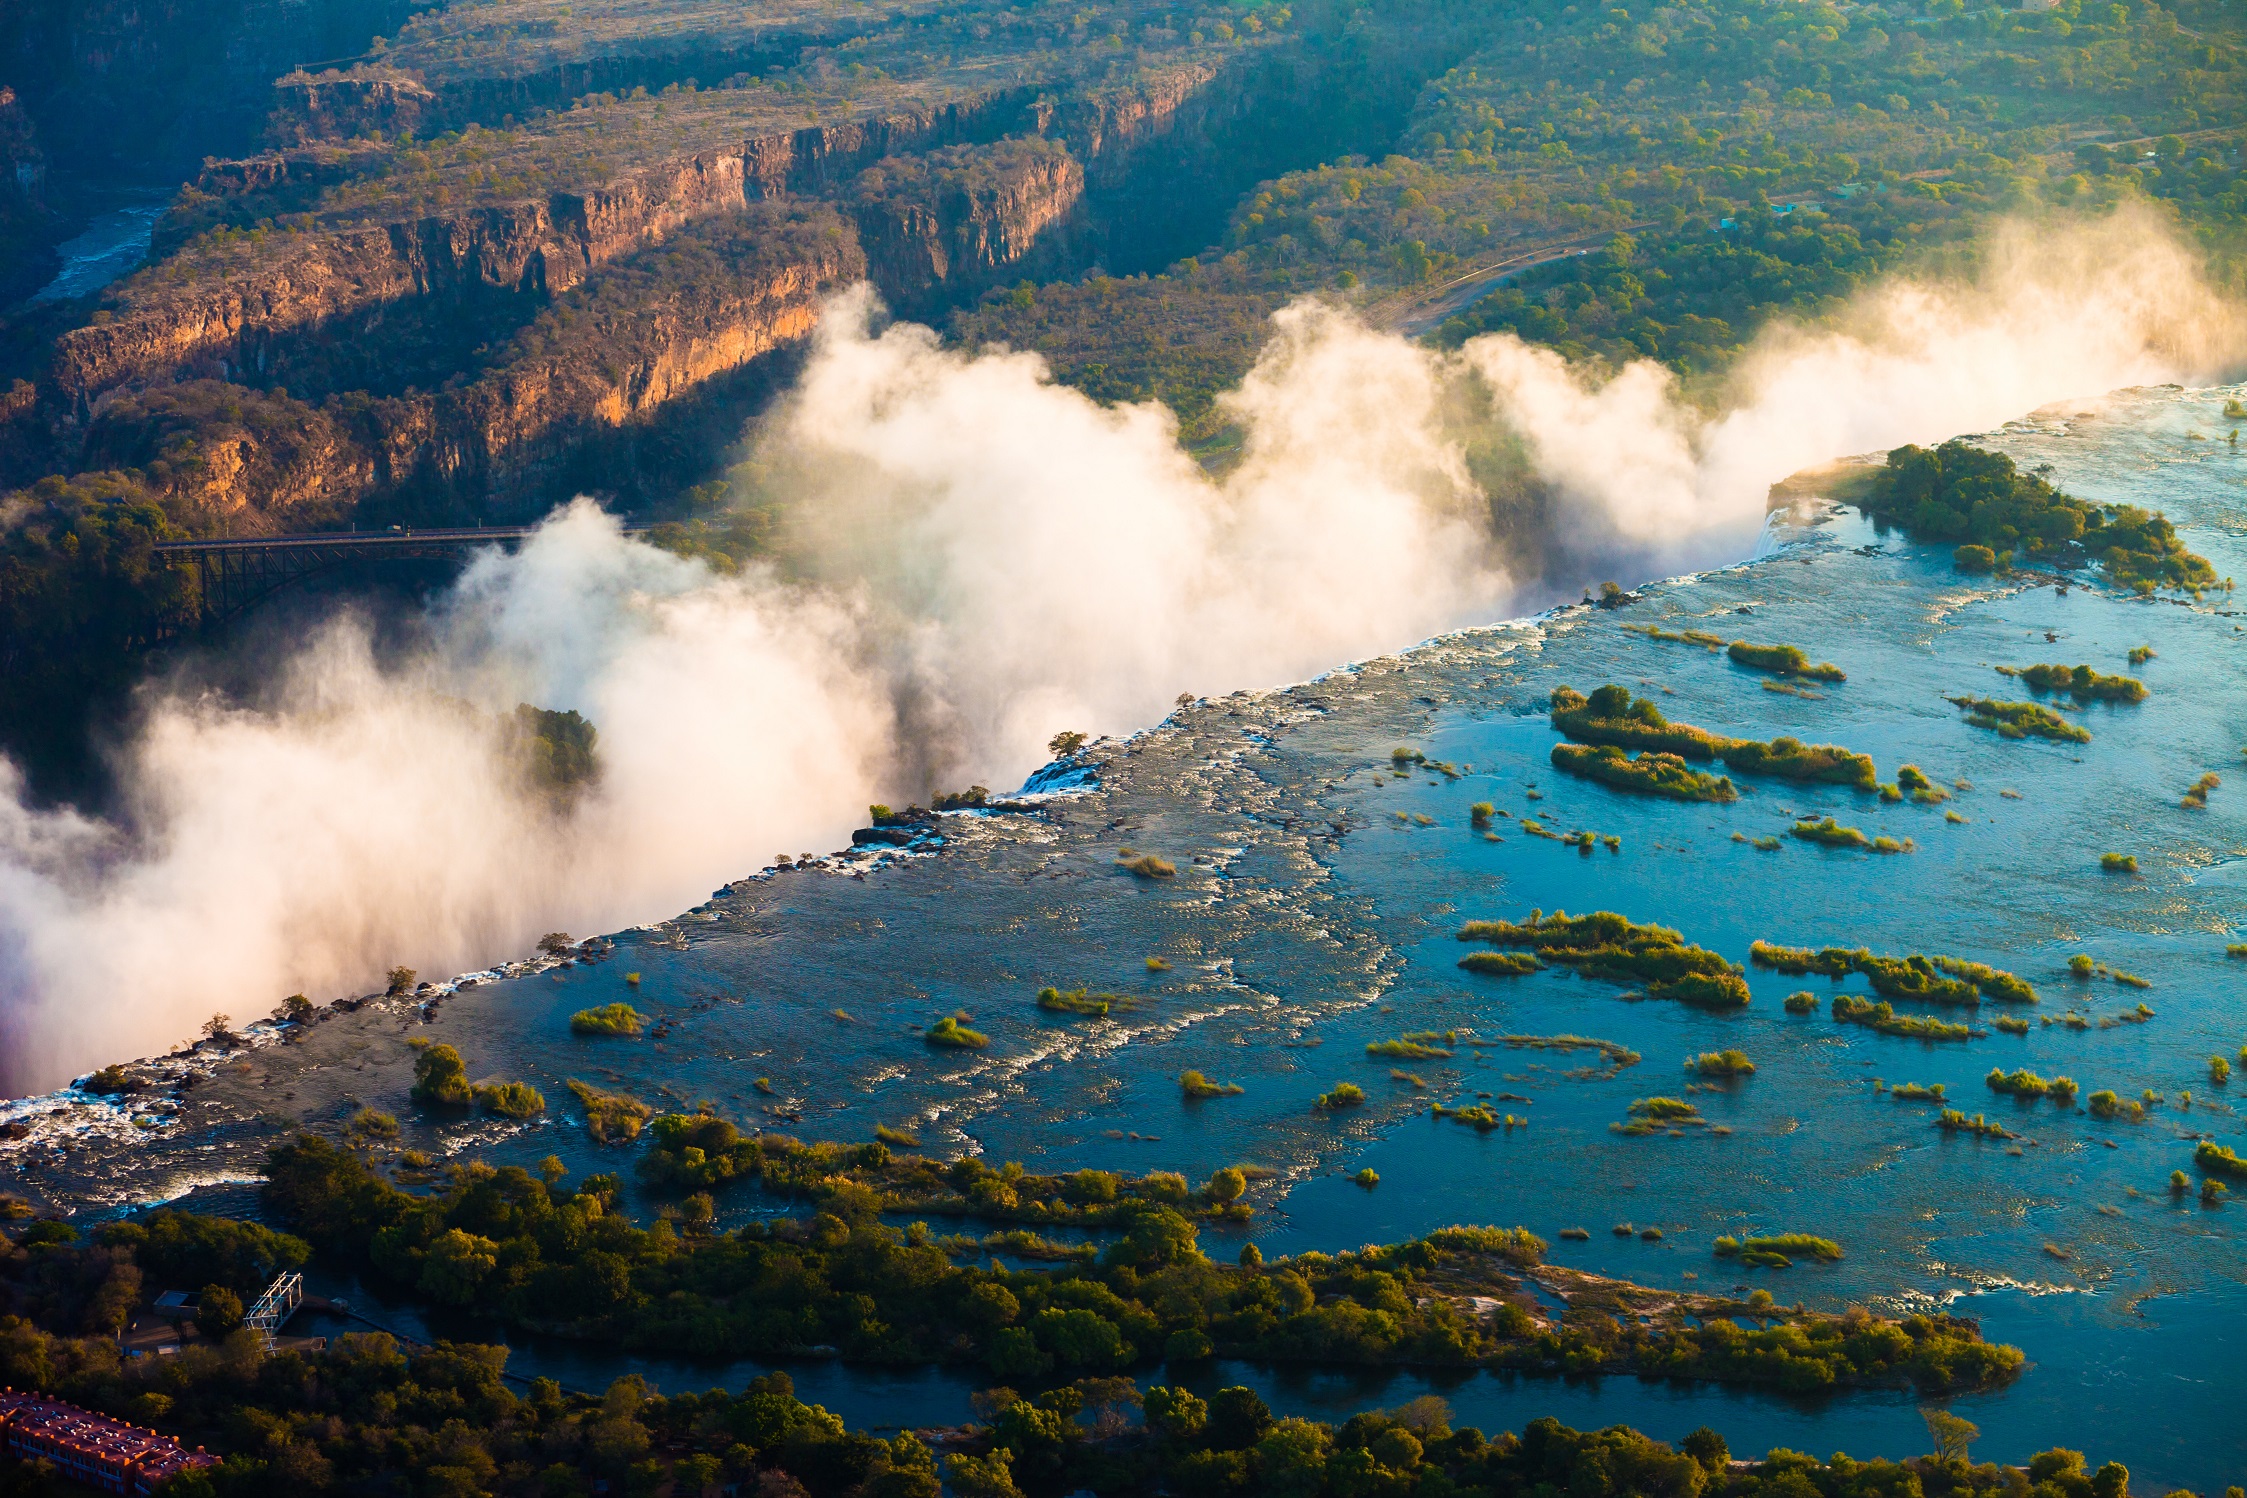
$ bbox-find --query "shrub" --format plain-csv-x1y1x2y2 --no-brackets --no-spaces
1458,951,1540,976
1180,1070,1244,1098
875,1124,922,1148
2100,853,2138,873
566,1080,652,1142
1119,854,1177,878
474,1080,546,1118
1352,1168,1379,1189
1949,696,2092,743
570,1002,643,1036
1953,544,1997,573
1726,640,1845,681
1791,817,1870,849
1689,1050,1756,1077
1784,991,1817,1014
2195,1141,2247,1178
2211,1055,2232,1084
1550,742,1738,801
2013,663,2148,704
1314,1082,1365,1110
410,1043,473,1107
927,1016,990,1049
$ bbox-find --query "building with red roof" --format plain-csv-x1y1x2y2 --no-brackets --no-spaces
0,1388,218,1494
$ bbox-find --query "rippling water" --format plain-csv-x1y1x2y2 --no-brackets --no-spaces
6,385,2245,1489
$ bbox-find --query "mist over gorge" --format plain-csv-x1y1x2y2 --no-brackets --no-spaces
0,208,2235,1093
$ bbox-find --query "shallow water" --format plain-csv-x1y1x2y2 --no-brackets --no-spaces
8,386,2247,1487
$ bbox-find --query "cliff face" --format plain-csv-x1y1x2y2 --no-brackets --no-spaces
852,137,1085,311
266,70,437,147
50,148,753,405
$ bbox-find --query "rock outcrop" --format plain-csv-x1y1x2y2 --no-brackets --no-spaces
851,136,1085,310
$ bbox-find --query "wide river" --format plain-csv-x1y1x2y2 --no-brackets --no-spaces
5,385,2244,1489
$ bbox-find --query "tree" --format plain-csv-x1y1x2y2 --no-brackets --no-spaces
419,1228,500,1304
195,1284,245,1338
411,1043,473,1106
1206,1167,1247,1203
1923,1407,1978,1462
275,994,315,1023
200,1013,232,1043
943,1449,1021,1498
387,966,419,996
1047,729,1087,758
538,933,575,955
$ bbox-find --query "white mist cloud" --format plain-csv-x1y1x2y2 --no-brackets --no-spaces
0,210,2236,1092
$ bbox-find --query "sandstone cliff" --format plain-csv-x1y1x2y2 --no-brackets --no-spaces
851,136,1084,311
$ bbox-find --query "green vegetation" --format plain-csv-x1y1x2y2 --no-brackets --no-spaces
1315,1082,1367,1110
2101,853,2139,873
1626,624,1728,649
2182,771,2221,809
2006,663,2149,704
926,1016,990,1050
1992,1016,2031,1036
1434,1103,1526,1133
1832,995,1974,1042
474,1080,547,1119
1896,765,1949,804
2130,646,2158,666
1457,909,1748,1009
1471,1034,1641,1080
1985,1069,2078,1104
566,1080,653,1143
1038,987,1138,1016
1118,854,1179,878
1458,951,1541,977
1790,817,1869,850
1890,1083,1946,1101
2211,1055,2232,1085
874,1125,922,1149
1949,696,2092,744
1726,642,1845,682
1936,1110,2018,1140
1689,1051,1756,1079
2195,1140,2247,1178
1611,1097,1710,1136
1714,1234,1842,1268
1550,743,1738,802
1550,686,1874,786
1180,1071,1244,1099
2088,1090,2147,1122
1784,992,1817,1015
1369,1033,1457,1060
569,1002,644,1036
408,1041,474,1108
1865,442,2217,595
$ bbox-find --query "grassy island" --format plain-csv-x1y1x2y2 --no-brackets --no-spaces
1784,992,1818,1014
1551,743,1739,802
1315,1082,1367,1110
1611,1097,1712,1136
1715,1233,1842,1268
1936,1110,2018,1140
1727,641,1846,682
2089,1090,2148,1122
1890,1082,1947,1101
2005,663,2149,704
569,1001,644,1036
1948,696,2092,744
1459,951,1541,977
1369,1033,1458,1060
1864,441,2218,595
1690,1050,1757,1078
1627,623,1730,649
926,1016,990,1049
1550,686,1874,787
1985,1068,2079,1104
1790,817,1870,850
1753,943,2034,1006
473,1079,547,1119
2101,853,2139,874
565,1080,653,1142
1038,987,1138,1016
1833,996,1976,1041
1457,910,1748,1009
1179,1070,1244,1099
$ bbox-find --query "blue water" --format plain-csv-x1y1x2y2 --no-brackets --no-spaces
28,197,166,303
26,385,2247,1488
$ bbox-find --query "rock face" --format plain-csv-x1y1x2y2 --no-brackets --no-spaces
266,69,437,147
851,137,1085,311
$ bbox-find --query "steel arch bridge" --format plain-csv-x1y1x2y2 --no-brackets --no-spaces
151,524,649,639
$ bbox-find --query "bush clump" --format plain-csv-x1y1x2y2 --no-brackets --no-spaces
2010,663,2148,704
569,1002,643,1036
1715,1233,1842,1267
1948,696,2092,744
1727,641,1846,681
2100,853,2138,873
1832,995,1974,1041
1689,1050,1756,1077
1119,854,1178,878
474,1080,546,1118
565,1080,652,1142
1314,1082,1366,1110
1456,909,1748,1008
2195,1140,2247,1178
1368,1033,1456,1059
926,1016,990,1049
1791,817,1870,849
409,1043,473,1108
1984,1068,2077,1104
1458,951,1541,977
1037,986,1137,1016
1180,1070,1244,1098
1550,742,1738,801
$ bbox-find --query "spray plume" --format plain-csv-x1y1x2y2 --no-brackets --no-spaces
0,210,2235,1092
